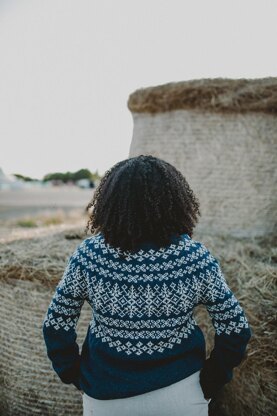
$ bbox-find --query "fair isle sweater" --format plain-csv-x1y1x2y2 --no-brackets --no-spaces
42,232,252,400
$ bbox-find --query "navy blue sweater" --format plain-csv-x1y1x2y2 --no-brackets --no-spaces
42,232,252,400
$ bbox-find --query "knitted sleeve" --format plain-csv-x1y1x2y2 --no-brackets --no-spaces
197,245,252,399
42,245,87,390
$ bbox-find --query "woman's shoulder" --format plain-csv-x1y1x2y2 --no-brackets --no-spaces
185,235,220,265
182,234,207,252
74,232,102,254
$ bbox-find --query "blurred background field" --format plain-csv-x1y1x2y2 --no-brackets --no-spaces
0,187,94,242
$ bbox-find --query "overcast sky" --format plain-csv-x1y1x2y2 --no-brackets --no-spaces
0,0,276,179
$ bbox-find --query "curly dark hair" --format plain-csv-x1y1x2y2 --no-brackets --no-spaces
85,155,201,256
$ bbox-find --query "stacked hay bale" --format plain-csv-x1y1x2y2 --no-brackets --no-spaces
128,78,277,238
128,78,277,415
0,229,91,416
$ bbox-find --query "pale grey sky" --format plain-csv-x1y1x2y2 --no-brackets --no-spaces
0,0,276,179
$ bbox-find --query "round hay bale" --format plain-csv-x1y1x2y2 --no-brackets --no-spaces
128,78,277,238
0,228,91,416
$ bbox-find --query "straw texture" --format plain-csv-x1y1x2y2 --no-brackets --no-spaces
128,78,277,114
193,233,277,416
0,229,90,416
0,279,92,416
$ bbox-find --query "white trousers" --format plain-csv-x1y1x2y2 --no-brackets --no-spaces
82,370,210,416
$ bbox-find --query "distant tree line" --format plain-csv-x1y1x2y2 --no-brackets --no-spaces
14,174,39,182
43,169,101,183
13,169,101,183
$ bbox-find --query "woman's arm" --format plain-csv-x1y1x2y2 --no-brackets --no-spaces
42,244,87,390
196,245,252,399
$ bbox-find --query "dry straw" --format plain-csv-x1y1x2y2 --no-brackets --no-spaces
193,232,277,416
0,228,276,415
128,78,277,114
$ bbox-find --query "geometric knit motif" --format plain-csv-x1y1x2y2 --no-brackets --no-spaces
43,233,250,356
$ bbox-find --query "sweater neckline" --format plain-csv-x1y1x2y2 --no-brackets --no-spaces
136,233,184,251
96,232,190,253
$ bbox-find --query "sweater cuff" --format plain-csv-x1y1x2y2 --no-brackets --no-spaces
58,357,81,386
199,357,233,399
72,377,81,391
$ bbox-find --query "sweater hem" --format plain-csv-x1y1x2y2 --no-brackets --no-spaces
80,362,204,400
